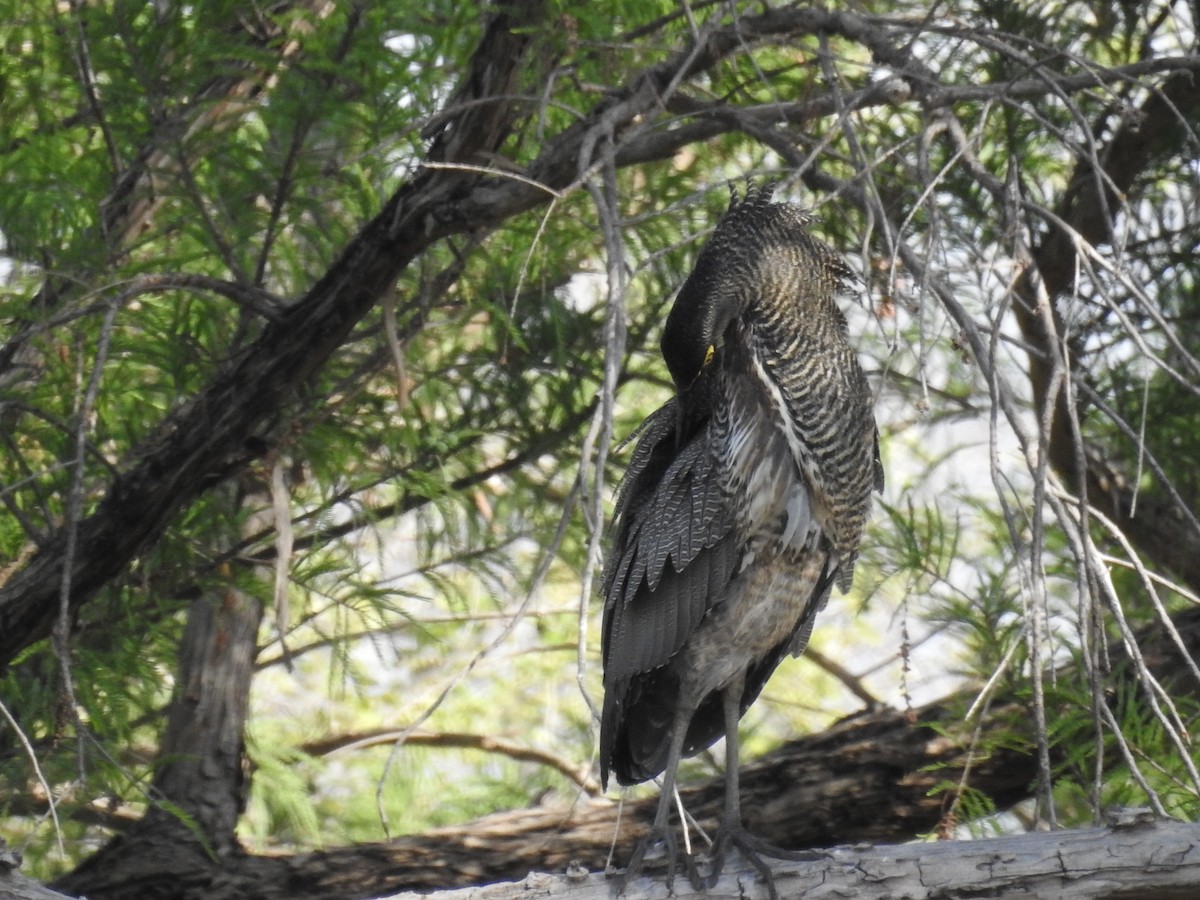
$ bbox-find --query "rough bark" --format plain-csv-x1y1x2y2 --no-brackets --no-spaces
52,589,262,899
0,870,76,900
149,589,262,851
1,841,75,900
378,819,1200,900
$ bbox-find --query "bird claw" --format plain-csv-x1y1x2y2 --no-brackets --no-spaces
706,827,830,900
612,828,704,895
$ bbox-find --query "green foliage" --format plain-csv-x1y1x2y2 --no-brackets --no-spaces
1,0,1198,883
243,734,322,846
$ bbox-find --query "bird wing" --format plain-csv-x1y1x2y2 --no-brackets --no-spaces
601,397,738,685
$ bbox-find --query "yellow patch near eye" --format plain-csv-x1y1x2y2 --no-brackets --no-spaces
704,344,716,367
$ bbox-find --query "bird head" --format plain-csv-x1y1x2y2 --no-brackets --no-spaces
660,184,849,392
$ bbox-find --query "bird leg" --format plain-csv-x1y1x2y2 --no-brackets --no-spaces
707,683,826,900
614,707,704,895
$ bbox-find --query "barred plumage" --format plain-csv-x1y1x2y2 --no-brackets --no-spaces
600,185,882,894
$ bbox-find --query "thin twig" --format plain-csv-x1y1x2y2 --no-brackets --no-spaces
0,697,64,857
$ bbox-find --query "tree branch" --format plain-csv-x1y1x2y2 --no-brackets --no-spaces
0,0,549,667
380,819,1200,900
49,602,1200,899
5,3,1199,669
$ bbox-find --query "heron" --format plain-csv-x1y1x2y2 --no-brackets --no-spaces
601,184,882,895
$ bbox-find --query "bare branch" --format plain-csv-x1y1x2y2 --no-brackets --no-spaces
303,729,602,796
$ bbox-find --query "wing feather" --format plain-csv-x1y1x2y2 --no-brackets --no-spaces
601,395,737,686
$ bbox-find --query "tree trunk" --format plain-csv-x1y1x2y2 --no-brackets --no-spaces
53,588,262,900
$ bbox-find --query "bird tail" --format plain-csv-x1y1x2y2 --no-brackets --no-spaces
601,670,681,787
600,665,760,788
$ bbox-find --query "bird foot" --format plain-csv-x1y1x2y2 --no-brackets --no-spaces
706,827,829,900
612,827,704,895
